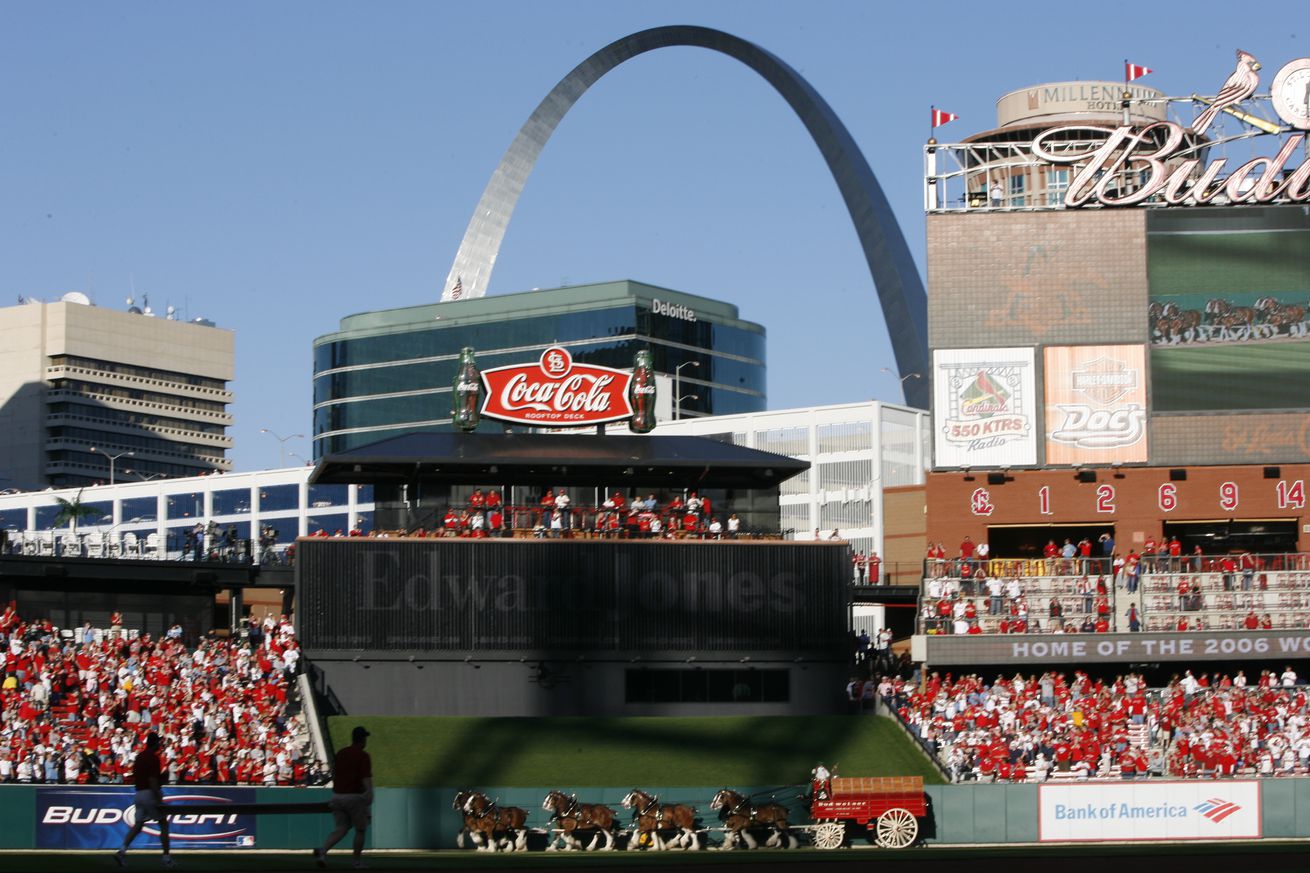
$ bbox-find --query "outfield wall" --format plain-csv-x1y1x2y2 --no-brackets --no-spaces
3,782,1310,848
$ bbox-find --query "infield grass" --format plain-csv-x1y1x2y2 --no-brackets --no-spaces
325,715,942,788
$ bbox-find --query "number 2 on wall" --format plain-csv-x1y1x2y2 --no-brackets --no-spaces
1219,481,1240,511
1037,485,1052,515
1095,484,1116,514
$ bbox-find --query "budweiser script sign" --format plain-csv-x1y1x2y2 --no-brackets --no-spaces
480,346,634,427
1032,53,1310,208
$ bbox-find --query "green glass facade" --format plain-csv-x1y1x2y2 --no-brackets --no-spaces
312,281,766,457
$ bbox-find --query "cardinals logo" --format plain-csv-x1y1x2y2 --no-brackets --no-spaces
541,347,571,376
970,488,995,516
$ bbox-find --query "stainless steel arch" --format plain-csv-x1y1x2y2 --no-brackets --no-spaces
442,25,929,407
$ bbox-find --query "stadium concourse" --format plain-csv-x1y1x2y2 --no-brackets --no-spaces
0,604,322,785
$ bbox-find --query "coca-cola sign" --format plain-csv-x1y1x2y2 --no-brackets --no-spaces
480,346,635,427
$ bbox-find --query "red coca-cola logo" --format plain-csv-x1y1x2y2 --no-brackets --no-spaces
480,346,635,427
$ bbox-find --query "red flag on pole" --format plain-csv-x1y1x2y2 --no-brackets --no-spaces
931,108,959,128
1125,61,1153,82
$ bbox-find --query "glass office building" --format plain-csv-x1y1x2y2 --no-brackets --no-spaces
312,281,767,457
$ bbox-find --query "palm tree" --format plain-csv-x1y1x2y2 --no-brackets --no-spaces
52,490,103,534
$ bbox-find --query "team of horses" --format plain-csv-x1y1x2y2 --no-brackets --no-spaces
451,787,798,851
1150,296,1309,345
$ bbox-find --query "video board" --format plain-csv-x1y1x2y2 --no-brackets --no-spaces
1148,206,1310,413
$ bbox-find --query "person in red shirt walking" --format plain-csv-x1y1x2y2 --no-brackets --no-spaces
315,725,374,869
115,732,172,868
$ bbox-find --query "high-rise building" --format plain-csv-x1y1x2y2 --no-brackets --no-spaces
312,280,766,458
0,297,235,489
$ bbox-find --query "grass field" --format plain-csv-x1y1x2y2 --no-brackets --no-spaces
324,716,943,788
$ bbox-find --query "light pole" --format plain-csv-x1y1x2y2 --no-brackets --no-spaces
674,360,700,420
260,428,304,469
125,470,167,482
288,452,309,466
880,368,922,399
89,447,134,485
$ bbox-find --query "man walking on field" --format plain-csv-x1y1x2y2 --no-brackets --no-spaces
114,732,173,868
315,726,374,869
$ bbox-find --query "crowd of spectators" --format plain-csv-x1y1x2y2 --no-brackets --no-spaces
0,603,323,786
311,487,763,541
880,667,1310,783
920,536,1310,635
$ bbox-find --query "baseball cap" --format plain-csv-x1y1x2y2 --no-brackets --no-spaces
351,726,371,742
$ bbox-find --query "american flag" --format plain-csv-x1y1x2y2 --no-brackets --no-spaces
450,277,463,300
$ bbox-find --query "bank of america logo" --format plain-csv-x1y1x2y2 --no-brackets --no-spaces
1194,798,1242,823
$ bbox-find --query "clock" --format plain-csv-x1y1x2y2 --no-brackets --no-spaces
1271,58,1310,130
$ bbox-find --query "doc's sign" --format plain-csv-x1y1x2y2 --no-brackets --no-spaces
1039,781,1260,842
480,346,635,427
1033,52,1310,208
37,787,257,849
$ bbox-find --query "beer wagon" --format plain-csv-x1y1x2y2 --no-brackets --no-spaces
808,776,926,849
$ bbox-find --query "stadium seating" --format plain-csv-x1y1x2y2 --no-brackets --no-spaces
919,553,1310,634
0,608,319,785
883,668,1308,783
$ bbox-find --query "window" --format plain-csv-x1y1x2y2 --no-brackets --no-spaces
625,669,789,704
1009,173,1026,207
758,427,809,457
817,421,872,455
1047,168,1070,206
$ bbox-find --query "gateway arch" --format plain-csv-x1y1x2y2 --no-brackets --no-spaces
442,25,929,408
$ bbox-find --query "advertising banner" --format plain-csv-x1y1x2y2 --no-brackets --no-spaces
934,347,1037,468
480,346,635,427
1039,781,1261,842
924,629,1310,665
36,787,256,850
1044,345,1148,465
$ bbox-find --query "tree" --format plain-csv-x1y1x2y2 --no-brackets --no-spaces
52,490,103,534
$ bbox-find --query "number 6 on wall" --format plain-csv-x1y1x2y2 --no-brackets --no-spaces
1158,482,1177,512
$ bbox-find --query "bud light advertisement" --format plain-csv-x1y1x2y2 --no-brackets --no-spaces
37,787,257,849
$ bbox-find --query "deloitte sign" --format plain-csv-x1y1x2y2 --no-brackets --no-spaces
651,298,697,322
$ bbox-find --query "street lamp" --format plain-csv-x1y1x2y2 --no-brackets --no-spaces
260,428,304,469
125,469,167,482
674,360,700,420
89,447,134,485
880,368,923,402
288,452,310,466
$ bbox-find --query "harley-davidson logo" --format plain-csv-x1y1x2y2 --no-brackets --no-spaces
1070,356,1137,406
480,346,635,427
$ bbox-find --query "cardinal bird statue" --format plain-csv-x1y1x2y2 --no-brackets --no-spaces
1192,49,1261,136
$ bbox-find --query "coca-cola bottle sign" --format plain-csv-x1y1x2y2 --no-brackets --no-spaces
480,346,636,427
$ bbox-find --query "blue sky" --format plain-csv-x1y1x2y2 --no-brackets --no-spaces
2,1,1304,471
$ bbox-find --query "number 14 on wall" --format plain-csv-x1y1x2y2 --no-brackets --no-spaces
1032,480,1306,515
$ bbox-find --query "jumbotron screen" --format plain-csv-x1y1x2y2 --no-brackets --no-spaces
1148,205,1310,413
